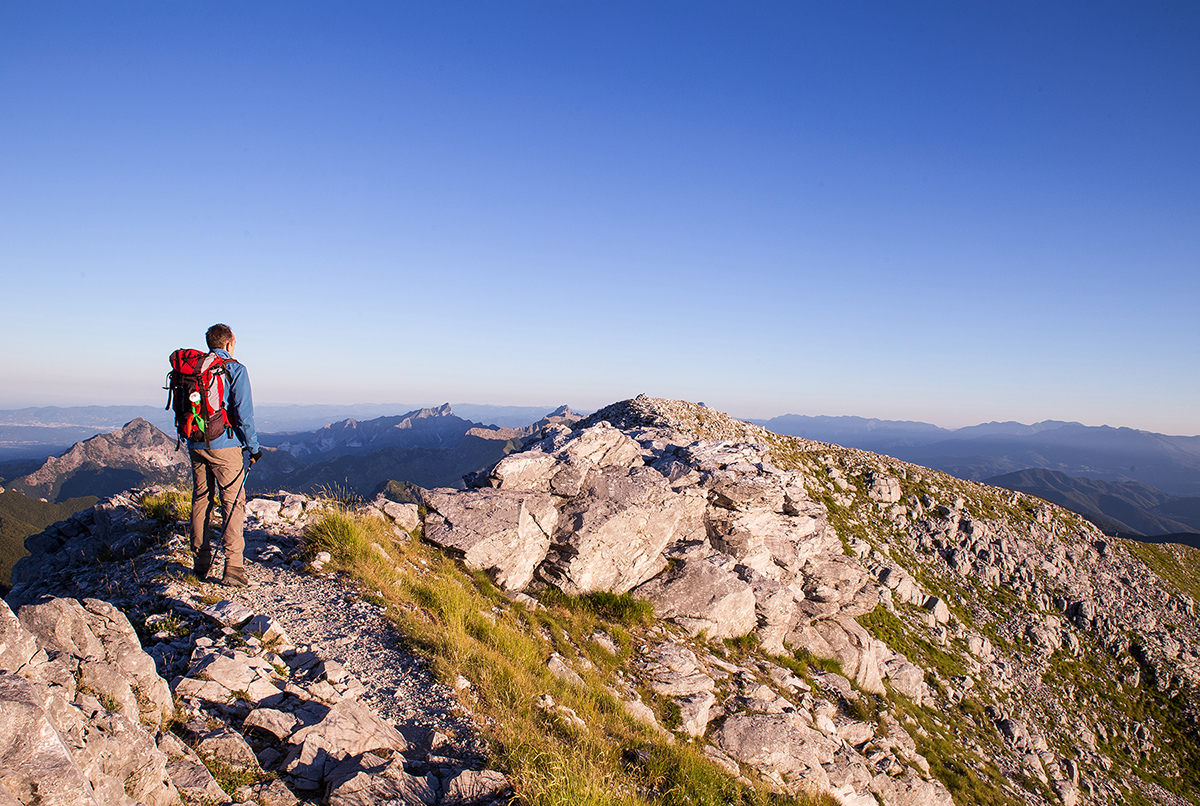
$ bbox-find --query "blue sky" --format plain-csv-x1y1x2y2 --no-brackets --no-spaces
2,2,1197,434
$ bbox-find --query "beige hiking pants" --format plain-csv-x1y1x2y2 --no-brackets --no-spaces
190,447,247,572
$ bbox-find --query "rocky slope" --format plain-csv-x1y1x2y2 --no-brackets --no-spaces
3,491,509,806
4,396,1199,806
423,396,1200,805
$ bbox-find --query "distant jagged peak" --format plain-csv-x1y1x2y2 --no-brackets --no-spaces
545,404,577,419
576,395,787,446
404,403,455,420
83,417,173,447
323,404,460,432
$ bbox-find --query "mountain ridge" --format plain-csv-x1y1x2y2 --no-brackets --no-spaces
984,468,1200,538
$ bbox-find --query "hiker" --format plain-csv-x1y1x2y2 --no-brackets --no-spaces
185,323,262,587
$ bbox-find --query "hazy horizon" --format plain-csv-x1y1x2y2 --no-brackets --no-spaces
1,398,1197,439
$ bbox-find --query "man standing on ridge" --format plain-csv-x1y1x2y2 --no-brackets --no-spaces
189,323,261,587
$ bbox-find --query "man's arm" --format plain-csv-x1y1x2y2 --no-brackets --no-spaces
228,363,260,455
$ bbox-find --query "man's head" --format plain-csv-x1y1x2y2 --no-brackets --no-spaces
206,323,235,352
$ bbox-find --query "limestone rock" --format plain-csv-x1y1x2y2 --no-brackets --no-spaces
203,599,256,628
0,601,39,673
378,500,421,534
866,473,902,503
284,699,408,788
633,555,757,639
679,690,716,737
440,768,511,806
640,643,715,697
195,725,262,770
18,598,173,728
538,467,705,594
324,752,437,806
244,707,300,741
165,756,232,804
705,508,831,582
713,713,839,797
422,488,558,591
795,556,878,620
871,769,955,806
245,497,284,523
0,672,100,806
787,617,886,695
923,596,950,624
882,657,929,702
244,614,291,645
546,653,584,687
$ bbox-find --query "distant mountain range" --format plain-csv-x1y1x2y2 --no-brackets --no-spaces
8,403,1200,540
1,404,583,503
0,404,583,585
753,414,1200,498
0,403,587,460
3,419,190,503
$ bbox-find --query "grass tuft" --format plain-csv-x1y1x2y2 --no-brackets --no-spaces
142,488,191,523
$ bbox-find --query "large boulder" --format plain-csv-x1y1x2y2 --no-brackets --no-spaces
713,713,840,798
422,489,558,591
866,472,902,503
0,600,39,673
705,509,833,582
538,467,705,594
0,672,100,806
794,556,879,621
282,699,409,790
871,770,955,806
633,555,757,639
483,422,643,494
787,616,886,695
19,598,174,728
325,753,438,806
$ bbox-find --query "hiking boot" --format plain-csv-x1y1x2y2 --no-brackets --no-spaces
221,567,249,588
192,552,212,580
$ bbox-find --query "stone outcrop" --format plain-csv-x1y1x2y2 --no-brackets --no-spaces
422,489,557,591
0,597,180,806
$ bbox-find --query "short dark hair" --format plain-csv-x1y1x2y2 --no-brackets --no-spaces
206,324,235,351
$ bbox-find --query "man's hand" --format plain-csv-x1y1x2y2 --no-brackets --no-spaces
248,450,263,466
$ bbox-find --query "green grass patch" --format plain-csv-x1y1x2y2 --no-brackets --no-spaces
539,589,655,626
201,756,268,797
142,487,192,523
859,605,965,679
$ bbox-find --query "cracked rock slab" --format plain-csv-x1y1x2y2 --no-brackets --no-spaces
422,488,558,591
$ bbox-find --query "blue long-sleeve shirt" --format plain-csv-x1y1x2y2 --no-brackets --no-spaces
186,348,260,454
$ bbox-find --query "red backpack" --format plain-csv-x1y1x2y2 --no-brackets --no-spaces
164,349,238,447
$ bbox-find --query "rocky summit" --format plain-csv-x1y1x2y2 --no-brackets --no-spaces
3,396,1199,806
